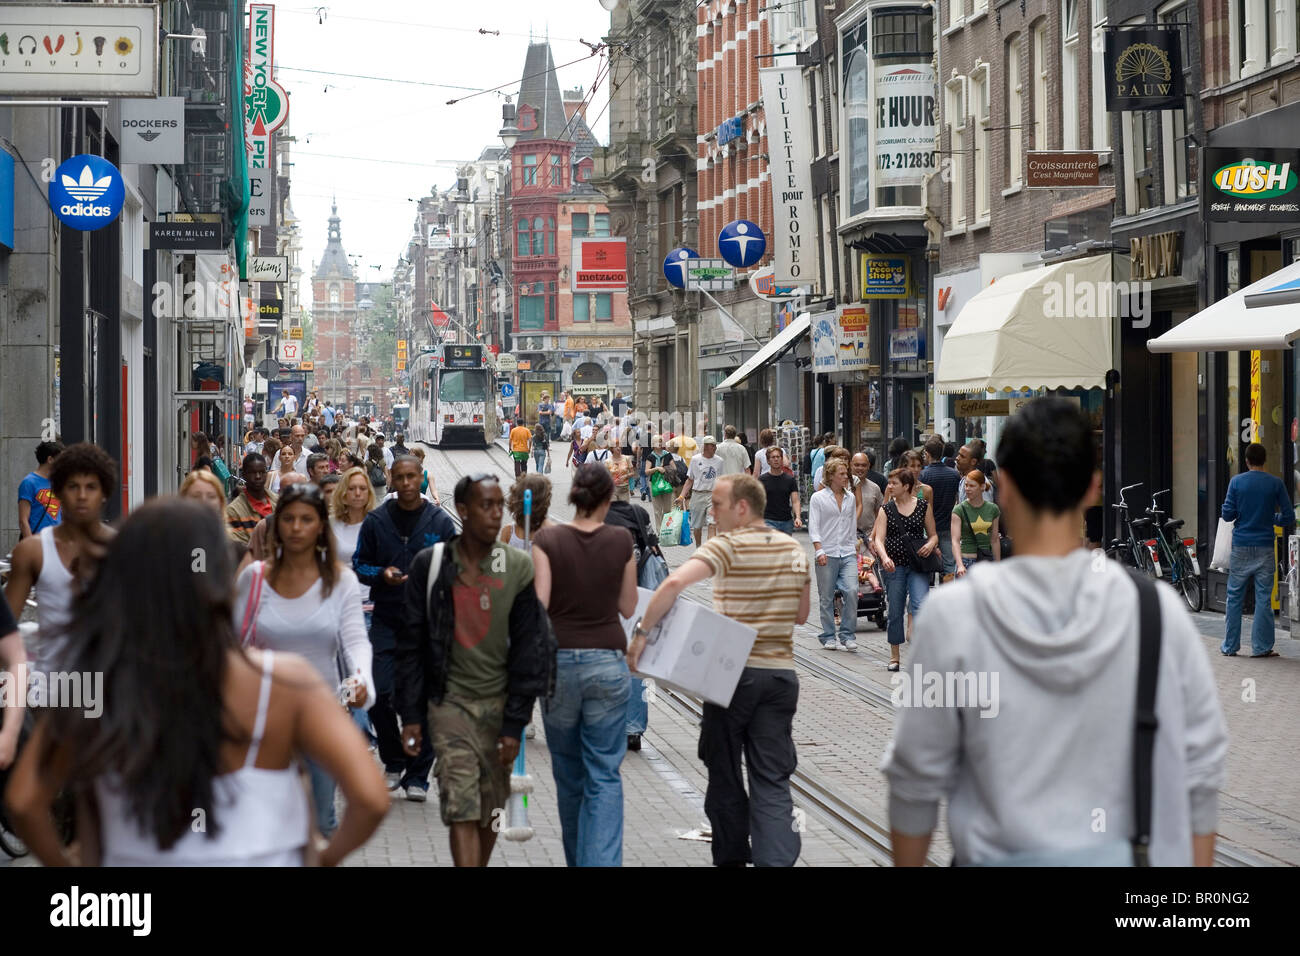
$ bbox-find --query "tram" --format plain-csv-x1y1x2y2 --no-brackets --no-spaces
407,344,496,448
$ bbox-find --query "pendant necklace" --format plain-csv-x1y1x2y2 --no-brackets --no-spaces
461,569,490,610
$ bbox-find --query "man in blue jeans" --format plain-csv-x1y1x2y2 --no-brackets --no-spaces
1222,442,1294,658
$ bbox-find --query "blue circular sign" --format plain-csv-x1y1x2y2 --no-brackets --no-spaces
49,154,125,231
718,219,766,269
662,247,700,289
501,383,515,397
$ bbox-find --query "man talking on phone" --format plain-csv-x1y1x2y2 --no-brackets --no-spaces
354,456,457,800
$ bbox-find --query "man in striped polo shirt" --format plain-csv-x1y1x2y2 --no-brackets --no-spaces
629,473,811,866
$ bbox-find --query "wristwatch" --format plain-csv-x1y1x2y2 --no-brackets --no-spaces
632,617,650,639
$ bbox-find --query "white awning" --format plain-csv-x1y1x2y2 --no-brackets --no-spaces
714,313,810,391
1148,260,1300,352
935,254,1114,394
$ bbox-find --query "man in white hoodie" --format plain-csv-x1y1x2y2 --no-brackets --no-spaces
881,398,1228,867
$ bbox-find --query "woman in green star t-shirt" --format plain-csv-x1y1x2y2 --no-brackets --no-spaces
952,469,1001,577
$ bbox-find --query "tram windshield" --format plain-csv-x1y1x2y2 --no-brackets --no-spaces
438,371,487,403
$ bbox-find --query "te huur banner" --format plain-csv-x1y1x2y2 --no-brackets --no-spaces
1104,28,1184,111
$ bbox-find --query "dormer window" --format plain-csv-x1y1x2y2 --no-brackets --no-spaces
576,158,593,182
518,105,538,132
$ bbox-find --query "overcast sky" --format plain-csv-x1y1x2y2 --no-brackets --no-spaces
273,1,614,304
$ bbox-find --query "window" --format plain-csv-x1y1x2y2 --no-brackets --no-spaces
1032,21,1048,149
1091,0,1110,153
516,218,528,253
973,0,987,15
572,212,589,237
946,77,967,228
1160,2,1197,203
949,0,964,29
1230,0,1274,79
329,286,340,305
517,106,537,132
532,217,544,256
550,154,563,187
522,154,538,186
577,159,593,182
1062,0,1079,150
870,6,935,209
972,66,991,220
438,371,488,402
518,294,545,330
547,217,556,256
1124,109,1157,215
593,213,610,237
595,293,612,321
1006,36,1024,186
573,294,590,322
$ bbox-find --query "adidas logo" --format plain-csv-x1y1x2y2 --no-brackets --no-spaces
61,165,113,202
137,129,161,142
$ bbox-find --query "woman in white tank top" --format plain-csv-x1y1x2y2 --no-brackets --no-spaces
4,498,389,866
498,474,559,551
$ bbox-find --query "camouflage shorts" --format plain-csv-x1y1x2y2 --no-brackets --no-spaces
428,694,510,828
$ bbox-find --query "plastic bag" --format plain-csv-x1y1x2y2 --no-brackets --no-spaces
680,509,694,546
649,471,673,497
1210,518,1234,571
561,420,574,440
660,508,685,546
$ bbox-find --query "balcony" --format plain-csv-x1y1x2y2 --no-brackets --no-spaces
591,136,646,192
653,102,696,154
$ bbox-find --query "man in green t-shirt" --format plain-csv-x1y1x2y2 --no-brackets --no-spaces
397,474,555,866
951,469,1002,577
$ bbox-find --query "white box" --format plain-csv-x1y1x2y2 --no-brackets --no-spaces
622,587,757,707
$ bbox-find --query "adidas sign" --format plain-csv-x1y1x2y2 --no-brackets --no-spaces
60,202,114,217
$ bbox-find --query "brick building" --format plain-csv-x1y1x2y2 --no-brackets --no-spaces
312,204,364,412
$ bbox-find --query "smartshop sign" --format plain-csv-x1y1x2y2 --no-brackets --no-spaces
1206,149,1300,222
48,154,124,231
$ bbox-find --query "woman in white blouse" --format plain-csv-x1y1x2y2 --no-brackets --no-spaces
234,482,375,837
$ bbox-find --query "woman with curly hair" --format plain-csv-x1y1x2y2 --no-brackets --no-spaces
499,473,559,551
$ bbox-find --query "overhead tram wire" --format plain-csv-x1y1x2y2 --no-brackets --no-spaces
280,8,588,45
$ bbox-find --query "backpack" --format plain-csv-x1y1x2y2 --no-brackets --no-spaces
367,460,386,487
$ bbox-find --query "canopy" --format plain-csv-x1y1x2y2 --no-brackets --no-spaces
1148,259,1300,352
935,255,1113,393
714,313,810,391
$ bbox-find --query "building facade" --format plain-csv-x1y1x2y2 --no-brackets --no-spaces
312,205,363,412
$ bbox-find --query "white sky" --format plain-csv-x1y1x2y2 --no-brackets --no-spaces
273,0,614,305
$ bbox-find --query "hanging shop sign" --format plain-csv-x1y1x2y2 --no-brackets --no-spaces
279,339,303,366
571,237,627,292
0,3,159,97
248,255,289,282
861,255,910,298
872,62,938,189
750,267,805,302
247,166,272,227
811,307,870,373
683,258,735,292
119,96,184,164
300,361,314,371
1205,150,1300,222
840,15,872,221
1104,28,1184,112
246,3,289,169
1026,151,1101,188
663,246,700,289
495,353,517,372
48,154,124,231
718,219,766,269
760,66,821,288
148,220,221,250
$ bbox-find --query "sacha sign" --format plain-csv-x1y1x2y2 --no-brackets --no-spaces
1206,150,1300,222
48,154,124,230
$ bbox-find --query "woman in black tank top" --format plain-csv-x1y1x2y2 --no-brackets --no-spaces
870,467,938,671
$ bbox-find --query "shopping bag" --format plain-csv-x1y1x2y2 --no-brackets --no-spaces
1210,518,1234,571
638,552,670,589
544,453,552,475
660,508,685,546
649,471,672,497
561,420,574,440
680,510,694,546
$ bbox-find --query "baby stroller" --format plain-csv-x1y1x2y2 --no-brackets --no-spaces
855,531,887,630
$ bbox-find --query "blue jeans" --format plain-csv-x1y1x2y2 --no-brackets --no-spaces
305,756,337,836
1223,544,1278,655
937,531,956,576
884,565,930,646
815,554,858,645
534,448,547,472
626,676,648,735
765,518,794,533
542,649,630,866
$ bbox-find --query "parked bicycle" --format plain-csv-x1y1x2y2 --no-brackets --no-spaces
1144,489,1204,612
1106,483,1161,577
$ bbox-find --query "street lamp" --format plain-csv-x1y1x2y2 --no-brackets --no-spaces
498,98,520,151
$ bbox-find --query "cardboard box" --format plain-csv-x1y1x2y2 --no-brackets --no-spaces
622,587,757,707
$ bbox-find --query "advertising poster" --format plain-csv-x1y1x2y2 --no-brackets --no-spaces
873,63,938,188
862,255,910,298
837,305,871,370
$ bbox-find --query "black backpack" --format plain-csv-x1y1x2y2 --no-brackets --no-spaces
368,460,386,487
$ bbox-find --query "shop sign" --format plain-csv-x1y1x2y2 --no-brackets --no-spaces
1206,150,1300,222
684,258,735,291
149,220,221,249
0,4,159,97
495,353,517,371
762,64,821,287
287,326,303,340
248,255,288,282
119,97,184,164
862,255,909,298
246,4,289,169
889,328,920,361
1026,152,1101,188
300,361,314,371
517,360,532,371
1129,230,1182,281
49,154,124,231
1104,28,1184,111
812,307,870,373
0,149,13,250
572,238,627,292
567,336,622,350
954,399,1009,417
278,339,302,366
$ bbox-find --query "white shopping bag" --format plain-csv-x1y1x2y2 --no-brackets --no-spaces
1209,518,1234,571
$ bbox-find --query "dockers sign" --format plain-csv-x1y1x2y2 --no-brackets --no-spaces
760,66,820,288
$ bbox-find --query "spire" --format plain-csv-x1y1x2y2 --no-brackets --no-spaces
316,202,352,280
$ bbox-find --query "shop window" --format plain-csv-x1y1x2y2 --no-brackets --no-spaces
1062,0,1079,150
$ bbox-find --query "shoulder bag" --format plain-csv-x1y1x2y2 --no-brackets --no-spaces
895,501,942,574
958,504,995,561
424,542,447,621
239,561,266,648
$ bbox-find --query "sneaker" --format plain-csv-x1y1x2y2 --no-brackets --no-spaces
384,771,403,791
887,660,900,672
405,785,428,803
821,641,838,651
842,640,858,651
525,723,537,739
627,734,642,752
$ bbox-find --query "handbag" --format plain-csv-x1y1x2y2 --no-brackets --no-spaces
239,561,266,648
958,505,995,561
638,551,670,589
903,535,943,574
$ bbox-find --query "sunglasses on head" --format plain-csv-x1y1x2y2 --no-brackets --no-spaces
281,483,324,502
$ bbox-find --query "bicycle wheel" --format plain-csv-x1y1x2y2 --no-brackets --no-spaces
1178,554,1203,612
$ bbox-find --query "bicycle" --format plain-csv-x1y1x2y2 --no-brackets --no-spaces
1106,483,1161,577
1144,489,1203,612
